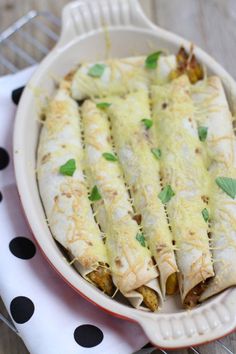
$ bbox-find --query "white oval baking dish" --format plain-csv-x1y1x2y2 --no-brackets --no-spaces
13,0,236,349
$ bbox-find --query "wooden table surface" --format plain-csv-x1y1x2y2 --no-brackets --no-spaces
0,1,236,353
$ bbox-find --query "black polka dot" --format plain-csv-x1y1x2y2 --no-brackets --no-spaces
11,86,25,105
74,325,104,348
0,147,9,170
9,237,36,260
142,343,153,349
0,191,2,202
10,296,34,324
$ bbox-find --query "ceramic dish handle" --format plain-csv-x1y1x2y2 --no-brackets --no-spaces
57,0,156,47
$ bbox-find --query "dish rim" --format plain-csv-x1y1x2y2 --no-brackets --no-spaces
13,0,236,348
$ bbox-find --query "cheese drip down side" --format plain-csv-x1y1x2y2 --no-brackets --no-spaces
71,55,176,100
81,100,160,311
192,76,236,301
106,90,178,297
37,88,113,295
152,76,214,307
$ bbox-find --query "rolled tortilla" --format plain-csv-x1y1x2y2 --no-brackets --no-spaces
152,75,214,307
37,88,114,296
71,55,176,100
192,76,235,166
192,76,236,301
81,99,161,311
106,90,178,296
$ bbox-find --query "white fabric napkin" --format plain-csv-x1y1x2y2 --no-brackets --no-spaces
0,68,148,354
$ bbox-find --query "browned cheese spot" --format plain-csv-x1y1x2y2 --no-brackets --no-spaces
133,214,142,225
162,102,168,109
115,257,122,267
41,153,51,164
201,195,209,204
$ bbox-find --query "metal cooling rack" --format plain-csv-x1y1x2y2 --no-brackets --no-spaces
0,10,60,74
0,11,235,354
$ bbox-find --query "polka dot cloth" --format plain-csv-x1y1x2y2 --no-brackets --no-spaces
10,296,35,324
0,68,148,354
74,325,104,348
11,86,25,105
9,237,36,260
0,147,10,170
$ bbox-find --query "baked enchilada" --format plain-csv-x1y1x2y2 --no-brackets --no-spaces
37,47,236,311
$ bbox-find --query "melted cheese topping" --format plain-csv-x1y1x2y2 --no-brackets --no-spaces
37,89,108,270
81,100,158,294
192,77,236,301
106,89,178,295
152,76,214,301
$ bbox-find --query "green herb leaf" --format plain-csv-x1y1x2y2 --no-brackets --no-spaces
158,185,175,204
215,176,236,199
88,64,105,78
59,159,76,176
202,208,209,222
145,51,162,69
151,148,161,160
141,118,153,129
96,102,111,109
89,185,102,201
102,152,118,162
136,232,146,247
198,126,208,142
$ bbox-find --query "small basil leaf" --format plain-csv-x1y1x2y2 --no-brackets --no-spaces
89,185,102,201
96,102,111,109
102,152,118,162
59,159,76,176
215,176,236,199
141,118,153,129
198,126,208,142
151,148,161,160
136,232,146,247
88,64,105,78
145,51,163,69
202,208,209,222
158,185,175,204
